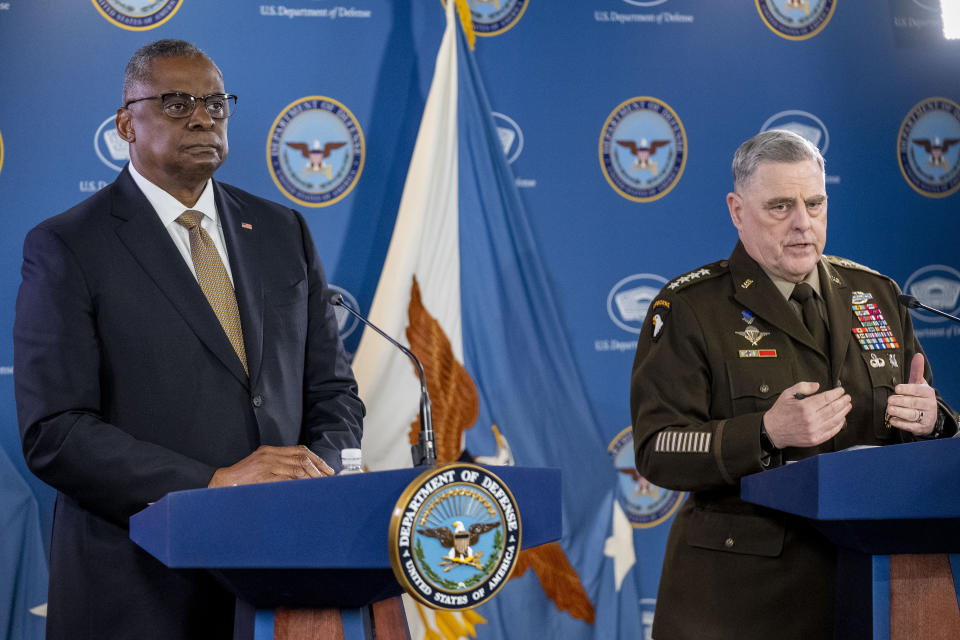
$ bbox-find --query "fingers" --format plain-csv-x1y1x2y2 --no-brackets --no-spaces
302,447,335,477
886,392,937,435
208,445,335,487
765,383,850,448
907,353,926,385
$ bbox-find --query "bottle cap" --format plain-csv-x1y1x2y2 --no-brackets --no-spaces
341,448,362,466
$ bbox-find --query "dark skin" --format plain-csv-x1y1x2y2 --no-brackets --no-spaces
116,55,334,485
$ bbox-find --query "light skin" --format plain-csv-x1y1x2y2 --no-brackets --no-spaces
116,55,335,484
726,159,936,447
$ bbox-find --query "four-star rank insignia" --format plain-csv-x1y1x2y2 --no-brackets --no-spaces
389,463,521,610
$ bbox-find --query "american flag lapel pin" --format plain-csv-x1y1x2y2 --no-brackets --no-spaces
241,222,253,230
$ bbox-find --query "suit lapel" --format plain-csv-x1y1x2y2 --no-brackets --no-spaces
728,243,822,354
216,182,264,387
111,168,250,387
819,259,853,384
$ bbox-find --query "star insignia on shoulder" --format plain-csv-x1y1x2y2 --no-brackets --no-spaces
667,268,711,290
824,255,880,275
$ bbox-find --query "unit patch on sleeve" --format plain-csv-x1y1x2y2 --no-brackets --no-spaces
650,299,671,342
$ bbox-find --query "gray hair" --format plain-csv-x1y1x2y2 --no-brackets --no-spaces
122,39,219,104
731,129,825,190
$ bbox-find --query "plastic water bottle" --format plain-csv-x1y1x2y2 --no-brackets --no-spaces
339,448,364,475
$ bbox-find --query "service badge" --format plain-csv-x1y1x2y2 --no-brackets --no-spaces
389,464,521,610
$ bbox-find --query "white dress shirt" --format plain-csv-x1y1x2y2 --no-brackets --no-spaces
127,162,235,285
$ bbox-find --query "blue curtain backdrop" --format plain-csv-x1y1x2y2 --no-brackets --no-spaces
1,1,958,638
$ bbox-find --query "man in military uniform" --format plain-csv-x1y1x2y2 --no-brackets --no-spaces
630,130,956,640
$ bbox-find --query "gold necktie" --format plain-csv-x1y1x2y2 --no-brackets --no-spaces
175,210,248,374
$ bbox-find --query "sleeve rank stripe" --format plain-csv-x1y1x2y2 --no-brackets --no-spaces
654,430,711,453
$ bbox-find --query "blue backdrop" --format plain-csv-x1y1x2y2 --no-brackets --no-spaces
1,1,958,638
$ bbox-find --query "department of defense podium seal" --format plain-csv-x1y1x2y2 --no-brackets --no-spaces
389,464,521,610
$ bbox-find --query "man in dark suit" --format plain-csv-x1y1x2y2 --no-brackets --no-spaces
631,130,956,639
13,40,364,639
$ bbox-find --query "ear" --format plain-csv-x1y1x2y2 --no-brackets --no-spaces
115,108,135,143
726,192,743,231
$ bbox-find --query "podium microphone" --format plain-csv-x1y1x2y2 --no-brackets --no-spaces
328,291,437,468
898,294,960,324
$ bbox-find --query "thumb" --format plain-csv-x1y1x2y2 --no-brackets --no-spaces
789,381,821,398
908,353,926,385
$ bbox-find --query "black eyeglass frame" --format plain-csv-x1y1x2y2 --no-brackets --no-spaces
123,92,238,119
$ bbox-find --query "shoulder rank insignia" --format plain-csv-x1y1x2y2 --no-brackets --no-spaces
665,260,728,292
824,255,881,275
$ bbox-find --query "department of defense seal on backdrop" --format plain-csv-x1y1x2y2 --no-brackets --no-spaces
267,96,365,208
761,110,830,155
607,273,669,335
91,0,182,30
389,463,521,610
608,427,684,528
898,97,960,199
600,97,687,202
904,264,960,324
327,284,360,341
756,0,836,40
94,115,130,172
492,112,524,164
457,0,528,36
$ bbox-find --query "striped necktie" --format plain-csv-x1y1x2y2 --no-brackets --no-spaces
175,210,248,374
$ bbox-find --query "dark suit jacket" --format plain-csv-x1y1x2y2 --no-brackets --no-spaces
630,242,956,640
14,167,364,639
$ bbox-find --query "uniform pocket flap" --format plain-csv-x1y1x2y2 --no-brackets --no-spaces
726,360,794,401
685,508,785,557
860,351,899,390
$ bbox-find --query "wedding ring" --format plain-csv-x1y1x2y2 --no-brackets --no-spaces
916,409,924,423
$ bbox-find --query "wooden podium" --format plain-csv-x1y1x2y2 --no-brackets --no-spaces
129,466,561,640
741,438,960,640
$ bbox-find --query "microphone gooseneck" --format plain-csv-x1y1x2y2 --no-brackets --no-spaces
898,294,960,324
328,291,437,467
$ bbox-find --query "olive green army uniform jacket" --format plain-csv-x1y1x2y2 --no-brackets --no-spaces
631,241,957,640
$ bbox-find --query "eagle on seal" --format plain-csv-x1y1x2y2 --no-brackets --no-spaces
418,520,500,560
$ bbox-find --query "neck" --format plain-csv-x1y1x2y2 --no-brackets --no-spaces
129,161,211,208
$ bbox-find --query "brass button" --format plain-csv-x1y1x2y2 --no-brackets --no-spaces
759,384,770,394
724,537,735,548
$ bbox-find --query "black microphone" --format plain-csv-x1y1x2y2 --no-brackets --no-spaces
328,291,437,467
898,294,960,324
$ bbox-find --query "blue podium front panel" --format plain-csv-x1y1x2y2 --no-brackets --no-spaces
130,465,561,608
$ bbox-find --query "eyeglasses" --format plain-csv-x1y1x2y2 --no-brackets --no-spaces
123,92,238,119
